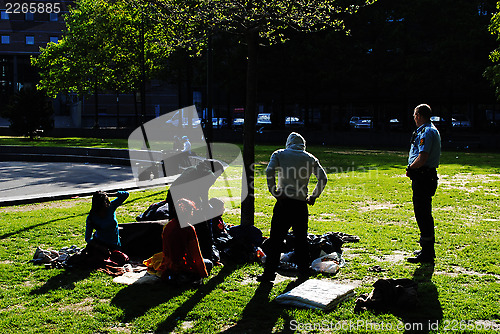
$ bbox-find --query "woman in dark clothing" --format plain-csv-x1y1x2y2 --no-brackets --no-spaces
85,190,129,250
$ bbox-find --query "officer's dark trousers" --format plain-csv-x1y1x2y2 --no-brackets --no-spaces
263,198,309,277
411,169,438,257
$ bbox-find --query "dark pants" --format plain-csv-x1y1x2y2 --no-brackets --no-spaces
263,198,309,277
411,169,438,257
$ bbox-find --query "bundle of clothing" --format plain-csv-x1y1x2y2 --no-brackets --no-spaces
261,231,360,271
132,204,267,265
30,245,82,269
30,243,133,277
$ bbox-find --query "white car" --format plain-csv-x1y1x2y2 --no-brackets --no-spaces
232,118,244,129
350,116,373,129
257,113,272,127
285,116,304,128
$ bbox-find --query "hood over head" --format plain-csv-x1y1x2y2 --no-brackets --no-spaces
285,132,306,151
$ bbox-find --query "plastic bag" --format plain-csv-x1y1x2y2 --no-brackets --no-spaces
311,252,345,274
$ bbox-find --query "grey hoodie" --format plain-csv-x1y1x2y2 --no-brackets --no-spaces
266,132,327,201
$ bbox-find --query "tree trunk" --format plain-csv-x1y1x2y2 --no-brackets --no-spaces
241,30,258,226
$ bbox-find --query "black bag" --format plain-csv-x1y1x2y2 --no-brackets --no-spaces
136,200,170,221
355,278,419,313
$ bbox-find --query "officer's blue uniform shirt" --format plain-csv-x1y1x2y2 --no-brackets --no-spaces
408,122,441,168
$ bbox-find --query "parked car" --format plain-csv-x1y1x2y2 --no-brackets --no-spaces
165,109,201,128
349,116,373,129
232,118,244,130
285,116,304,128
430,116,447,130
212,117,228,129
257,113,272,128
451,114,471,128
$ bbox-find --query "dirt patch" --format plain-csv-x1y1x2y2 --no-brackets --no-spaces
106,325,132,333
315,213,342,222
436,206,455,211
357,201,399,212
240,273,294,286
335,277,375,287
179,321,195,330
369,251,409,264
58,297,94,313
435,266,500,281
224,208,240,215
439,173,500,195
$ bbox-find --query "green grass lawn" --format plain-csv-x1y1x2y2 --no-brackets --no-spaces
0,142,499,333
0,136,129,149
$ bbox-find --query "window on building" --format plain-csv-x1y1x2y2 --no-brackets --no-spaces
26,36,35,45
49,13,58,22
1,10,9,20
25,13,34,21
49,36,58,44
478,3,489,16
1,35,10,44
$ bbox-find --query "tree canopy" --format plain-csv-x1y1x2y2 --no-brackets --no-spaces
485,1,500,99
146,0,377,225
32,0,171,98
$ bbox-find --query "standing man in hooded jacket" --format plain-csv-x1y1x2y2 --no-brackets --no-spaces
258,132,328,282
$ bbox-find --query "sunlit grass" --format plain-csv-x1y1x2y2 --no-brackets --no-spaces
0,144,499,333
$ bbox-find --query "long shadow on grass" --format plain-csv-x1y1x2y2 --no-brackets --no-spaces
222,280,296,333
29,268,93,295
398,264,443,333
111,264,236,327
0,215,85,240
125,190,167,205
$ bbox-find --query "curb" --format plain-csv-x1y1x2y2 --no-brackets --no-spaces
0,146,178,206
0,175,176,207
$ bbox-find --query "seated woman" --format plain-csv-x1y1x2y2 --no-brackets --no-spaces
84,191,130,271
85,190,129,250
144,198,212,284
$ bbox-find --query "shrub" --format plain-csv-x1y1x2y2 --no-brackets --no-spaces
2,87,54,139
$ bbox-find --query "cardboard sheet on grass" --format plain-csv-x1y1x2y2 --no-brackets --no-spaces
113,271,161,285
275,279,355,310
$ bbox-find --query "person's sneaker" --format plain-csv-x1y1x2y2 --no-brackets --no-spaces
413,249,422,256
407,254,434,264
256,274,275,282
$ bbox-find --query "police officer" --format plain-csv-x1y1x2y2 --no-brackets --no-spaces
406,104,441,263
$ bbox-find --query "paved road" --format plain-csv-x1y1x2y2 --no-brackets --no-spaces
0,161,174,206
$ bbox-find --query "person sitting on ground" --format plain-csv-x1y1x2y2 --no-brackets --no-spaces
85,190,129,250
83,190,130,274
194,198,228,264
143,198,212,283
181,136,192,154
208,198,230,240
165,159,225,220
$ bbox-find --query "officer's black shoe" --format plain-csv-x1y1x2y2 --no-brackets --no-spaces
256,274,275,282
407,254,435,264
